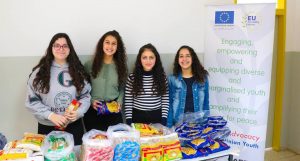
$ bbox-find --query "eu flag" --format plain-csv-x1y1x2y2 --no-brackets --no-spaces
215,11,234,24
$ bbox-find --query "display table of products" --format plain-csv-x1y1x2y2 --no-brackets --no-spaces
1,115,238,161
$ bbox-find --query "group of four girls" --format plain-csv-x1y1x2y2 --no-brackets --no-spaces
25,31,209,145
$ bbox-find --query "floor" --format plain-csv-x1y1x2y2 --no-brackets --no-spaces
265,149,300,161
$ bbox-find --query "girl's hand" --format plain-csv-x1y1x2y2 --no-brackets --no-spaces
92,100,101,110
64,109,78,122
49,113,68,127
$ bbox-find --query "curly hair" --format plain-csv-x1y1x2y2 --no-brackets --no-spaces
173,45,208,83
131,43,167,97
32,33,90,94
91,30,128,88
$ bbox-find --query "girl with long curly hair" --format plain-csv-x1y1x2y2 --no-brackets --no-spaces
167,45,209,127
25,33,91,145
124,43,169,126
83,30,128,131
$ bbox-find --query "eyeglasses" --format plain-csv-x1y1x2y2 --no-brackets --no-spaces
53,44,69,50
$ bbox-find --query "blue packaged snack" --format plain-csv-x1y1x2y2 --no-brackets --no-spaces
208,127,231,140
206,140,230,154
97,100,120,115
181,147,201,159
201,127,216,138
198,148,209,157
113,141,140,161
187,138,211,149
208,116,223,121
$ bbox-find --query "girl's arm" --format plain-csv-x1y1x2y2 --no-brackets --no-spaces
167,76,174,127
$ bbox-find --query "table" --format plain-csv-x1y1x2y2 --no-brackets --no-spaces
183,148,239,161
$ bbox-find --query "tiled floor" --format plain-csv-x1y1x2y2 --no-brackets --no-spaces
265,149,300,161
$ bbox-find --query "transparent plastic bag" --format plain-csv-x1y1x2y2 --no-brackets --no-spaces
81,129,113,161
107,124,140,161
176,110,210,126
42,131,76,161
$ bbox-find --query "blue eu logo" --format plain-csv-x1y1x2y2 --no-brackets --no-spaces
215,11,234,24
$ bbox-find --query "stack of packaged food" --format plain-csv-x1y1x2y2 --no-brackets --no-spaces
176,116,231,159
132,123,182,161
0,133,45,160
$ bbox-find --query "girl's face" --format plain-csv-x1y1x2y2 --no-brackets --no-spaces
52,38,70,65
141,49,156,71
103,35,117,57
178,48,192,71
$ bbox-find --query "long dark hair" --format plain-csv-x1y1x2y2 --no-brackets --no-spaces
32,33,90,94
131,43,167,97
173,45,208,83
91,30,128,88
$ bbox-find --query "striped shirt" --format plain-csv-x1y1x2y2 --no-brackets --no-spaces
124,73,169,121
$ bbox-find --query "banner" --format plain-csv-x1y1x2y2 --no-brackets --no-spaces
204,4,276,161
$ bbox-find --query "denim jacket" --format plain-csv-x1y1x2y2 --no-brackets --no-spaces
167,73,209,127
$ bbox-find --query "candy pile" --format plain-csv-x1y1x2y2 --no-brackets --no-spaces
0,133,45,160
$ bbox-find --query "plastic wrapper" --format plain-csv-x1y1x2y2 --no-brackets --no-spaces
140,133,182,161
208,127,231,140
181,147,200,159
176,111,209,126
141,143,163,161
206,140,230,154
207,116,227,128
186,138,212,150
107,124,140,161
81,129,114,161
16,133,45,152
42,131,76,161
0,141,33,160
97,100,120,115
0,133,7,150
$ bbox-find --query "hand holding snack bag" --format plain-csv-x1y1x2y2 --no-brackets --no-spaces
97,100,120,115
56,100,81,130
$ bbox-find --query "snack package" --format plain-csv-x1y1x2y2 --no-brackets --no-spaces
56,99,81,130
0,141,33,160
113,141,140,161
97,101,120,115
107,124,140,161
81,129,114,161
207,116,227,129
141,143,163,161
181,147,201,159
16,133,45,152
206,140,230,154
187,138,211,150
42,131,76,161
132,123,162,137
208,127,231,140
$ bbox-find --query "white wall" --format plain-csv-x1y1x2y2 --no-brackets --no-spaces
0,0,236,141
286,0,300,52
0,0,231,57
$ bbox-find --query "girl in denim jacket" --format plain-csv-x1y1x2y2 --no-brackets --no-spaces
167,45,209,127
